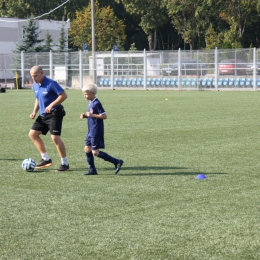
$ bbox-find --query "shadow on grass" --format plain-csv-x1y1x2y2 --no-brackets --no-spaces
0,158,24,161
97,166,228,176
120,171,228,176
30,166,228,176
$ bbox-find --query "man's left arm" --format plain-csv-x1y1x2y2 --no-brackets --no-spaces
45,91,67,114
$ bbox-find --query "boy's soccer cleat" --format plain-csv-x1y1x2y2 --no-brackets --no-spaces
35,159,53,169
56,164,70,172
115,160,123,174
84,170,98,175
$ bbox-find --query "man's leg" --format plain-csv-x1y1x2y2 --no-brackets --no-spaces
51,135,70,171
29,129,53,168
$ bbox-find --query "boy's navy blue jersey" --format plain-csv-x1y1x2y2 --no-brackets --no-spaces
33,76,64,116
87,98,106,137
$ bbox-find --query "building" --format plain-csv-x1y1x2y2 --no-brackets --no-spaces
0,17,70,54
0,17,70,83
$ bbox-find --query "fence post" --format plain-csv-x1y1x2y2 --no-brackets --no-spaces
111,49,114,89
215,47,218,91
79,50,83,89
253,47,257,90
49,50,53,79
178,48,181,90
21,51,24,89
143,49,147,89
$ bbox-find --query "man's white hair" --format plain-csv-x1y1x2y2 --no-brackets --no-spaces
82,83,97,94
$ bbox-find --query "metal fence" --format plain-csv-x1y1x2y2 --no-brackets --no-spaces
0,48,260,90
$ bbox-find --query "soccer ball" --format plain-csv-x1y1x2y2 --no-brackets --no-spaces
22,158,36,172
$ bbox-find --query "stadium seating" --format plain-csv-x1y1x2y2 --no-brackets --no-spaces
191,78,197,87
245,78,252,87
257,79,260,87
228,78,234,87
239,78,245,87
170,78,176,86
234,78,239,87
206,78,213,87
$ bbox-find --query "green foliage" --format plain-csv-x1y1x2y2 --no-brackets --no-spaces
14,19,44,53
1,89,260,259
69,2,126,51
129,42,137,51
43,30,53,52
57,23,67,51
0,0,88,20
115,0,168,50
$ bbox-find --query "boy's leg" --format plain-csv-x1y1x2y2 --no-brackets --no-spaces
85,146,97,174
97,151,123,174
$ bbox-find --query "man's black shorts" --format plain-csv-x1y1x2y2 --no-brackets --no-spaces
31,114,64,135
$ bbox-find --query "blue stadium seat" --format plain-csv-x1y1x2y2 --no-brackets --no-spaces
160,78,166,86
234,78,239,87
191,78,197,87
181,78,186,87
245,78,252,87
165,79,170,86
228,78,234,87
200,78,207,87
170,78,175,86
217,78,223,87
126,79,131,86
155,78,161,86
222,78,228,87
117,78,122,86
257,79,260,87
146,78,151,86
136,78,141,86
113,78,117,86
103,78,108,86
185,78,191,87
150,78,155,86
239,78,245,87
99,78,104,86
131,78,136,86
206,78,213,87
122,79,127,86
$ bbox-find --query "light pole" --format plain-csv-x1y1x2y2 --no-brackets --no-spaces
91,0,96,83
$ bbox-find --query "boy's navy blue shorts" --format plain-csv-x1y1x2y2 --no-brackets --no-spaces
85,135,105,150
31,114,63,136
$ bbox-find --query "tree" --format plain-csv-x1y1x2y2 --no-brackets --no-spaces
115,0,168,50
69,2,126,51
165,0,210,50
218,0,259,47
43,30,54,52
14,18,44,53
0,0,88,21
57,23,67,51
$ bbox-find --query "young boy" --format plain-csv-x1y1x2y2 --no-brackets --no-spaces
80,83,123,175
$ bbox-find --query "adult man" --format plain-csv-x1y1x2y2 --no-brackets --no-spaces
29,66,69,171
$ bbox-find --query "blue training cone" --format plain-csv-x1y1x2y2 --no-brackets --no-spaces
195,173,207,180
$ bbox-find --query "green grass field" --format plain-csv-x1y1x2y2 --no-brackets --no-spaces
1,88,260,259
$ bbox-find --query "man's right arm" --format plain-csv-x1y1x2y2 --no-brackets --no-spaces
30,99,39,119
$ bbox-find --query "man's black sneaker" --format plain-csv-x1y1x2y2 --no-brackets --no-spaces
84,170,98,175
35,159,53,169
56,164,70,172
115,160,123,174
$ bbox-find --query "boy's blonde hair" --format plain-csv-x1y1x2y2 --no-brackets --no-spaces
82,83,98,94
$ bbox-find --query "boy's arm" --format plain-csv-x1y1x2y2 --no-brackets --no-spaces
87,112,107,119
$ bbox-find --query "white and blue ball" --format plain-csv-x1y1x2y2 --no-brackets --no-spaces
22,158,36,172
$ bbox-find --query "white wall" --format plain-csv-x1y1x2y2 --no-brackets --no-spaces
0,17,70,54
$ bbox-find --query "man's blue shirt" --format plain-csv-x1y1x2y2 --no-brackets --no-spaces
33,76,64,116
87,98,106,137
